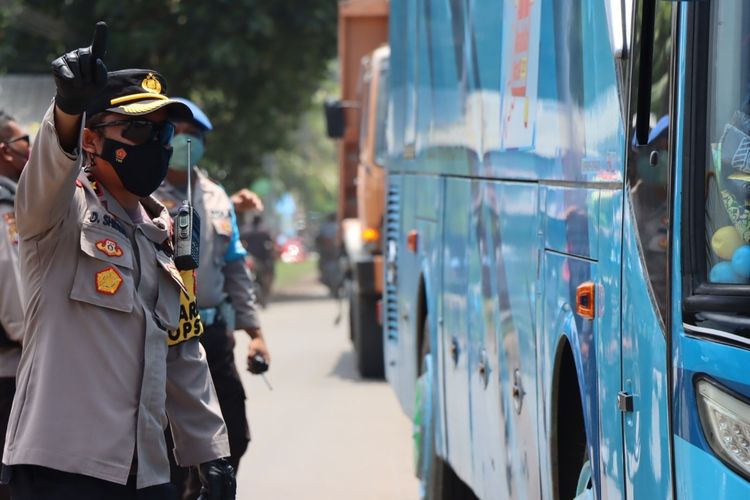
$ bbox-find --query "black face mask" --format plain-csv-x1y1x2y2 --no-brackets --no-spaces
97,138,172,197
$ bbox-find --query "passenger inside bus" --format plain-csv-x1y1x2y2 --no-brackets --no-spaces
704,5,750,284
707,112,749,283
707,91,750,282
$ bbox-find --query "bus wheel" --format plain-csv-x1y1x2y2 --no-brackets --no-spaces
417,316,476,500
555,343,590,500
415,316,433,495
573,451,593,500
351,288,384,379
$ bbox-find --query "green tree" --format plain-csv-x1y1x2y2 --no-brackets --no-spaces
0,0,337,190
266,70,338,216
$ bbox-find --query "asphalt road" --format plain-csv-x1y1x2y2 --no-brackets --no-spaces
233,276,419,500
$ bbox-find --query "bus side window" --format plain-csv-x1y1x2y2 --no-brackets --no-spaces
626,1,673,321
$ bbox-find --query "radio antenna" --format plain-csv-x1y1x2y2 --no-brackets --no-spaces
186,138,192,203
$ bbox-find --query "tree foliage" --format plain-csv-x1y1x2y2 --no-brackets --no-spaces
261,68,338,217
0,0,337,191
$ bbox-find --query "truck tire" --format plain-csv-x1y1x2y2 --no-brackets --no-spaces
350,289,384,379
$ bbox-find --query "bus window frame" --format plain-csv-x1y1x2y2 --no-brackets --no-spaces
681,1,750,316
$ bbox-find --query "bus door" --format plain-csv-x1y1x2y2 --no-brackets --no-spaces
620,0,675,497
676,2,750,497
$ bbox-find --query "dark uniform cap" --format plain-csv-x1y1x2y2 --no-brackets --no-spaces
86,69,192,120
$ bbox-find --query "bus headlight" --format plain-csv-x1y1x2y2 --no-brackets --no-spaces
696,378,750,478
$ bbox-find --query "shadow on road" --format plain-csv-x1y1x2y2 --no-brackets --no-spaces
270,291,335,304
329,350,359,381
268,276,340,305
329,350,387,384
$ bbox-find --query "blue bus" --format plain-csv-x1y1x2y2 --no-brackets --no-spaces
383,0,750,498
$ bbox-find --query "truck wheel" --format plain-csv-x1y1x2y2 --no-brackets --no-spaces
351,290,384,379
348,289,356,342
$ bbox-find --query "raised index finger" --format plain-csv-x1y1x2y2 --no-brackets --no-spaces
90,21,108,60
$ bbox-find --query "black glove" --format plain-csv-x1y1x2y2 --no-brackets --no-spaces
197,458,236,500
50,21,108,115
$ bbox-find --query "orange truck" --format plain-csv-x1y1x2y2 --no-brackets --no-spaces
325,0,389,378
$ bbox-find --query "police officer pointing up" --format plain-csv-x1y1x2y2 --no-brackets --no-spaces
0,22,235,499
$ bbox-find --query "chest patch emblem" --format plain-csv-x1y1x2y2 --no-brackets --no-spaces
96,239,123,257
216,218,233,236
96,266,123,295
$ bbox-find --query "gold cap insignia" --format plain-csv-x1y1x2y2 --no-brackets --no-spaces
141,73,163,94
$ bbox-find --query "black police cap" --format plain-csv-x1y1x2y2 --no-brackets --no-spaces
86,69,192,120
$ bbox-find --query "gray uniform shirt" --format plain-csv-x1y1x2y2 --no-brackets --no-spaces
0,177,23,377
2,104,230,488
155,170,259,330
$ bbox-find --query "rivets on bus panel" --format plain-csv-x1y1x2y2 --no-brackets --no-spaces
450,337,460,366
478,349,489,389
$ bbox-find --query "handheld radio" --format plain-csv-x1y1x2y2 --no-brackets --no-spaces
174,138,201,271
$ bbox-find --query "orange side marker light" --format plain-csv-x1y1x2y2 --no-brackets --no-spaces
407,230,419,253
576,281,596,319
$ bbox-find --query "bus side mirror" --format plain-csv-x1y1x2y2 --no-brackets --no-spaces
324,100,346,139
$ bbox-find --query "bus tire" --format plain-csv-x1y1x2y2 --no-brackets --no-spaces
554,341,590,500
351,289,384,379
426,454,476,500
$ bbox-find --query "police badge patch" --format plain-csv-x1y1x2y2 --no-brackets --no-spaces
95,266,123,295
96,239,124,257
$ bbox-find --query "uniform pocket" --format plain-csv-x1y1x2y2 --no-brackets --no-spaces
79,223,134,269
69,225,135,312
